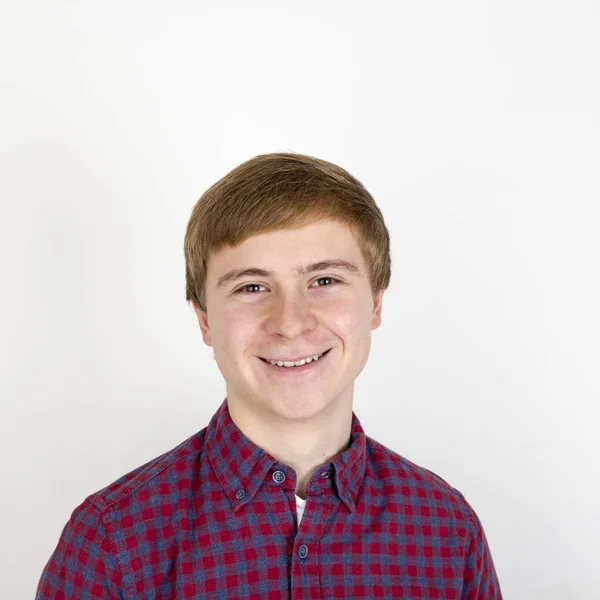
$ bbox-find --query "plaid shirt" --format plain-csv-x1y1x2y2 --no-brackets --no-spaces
37,398,502,599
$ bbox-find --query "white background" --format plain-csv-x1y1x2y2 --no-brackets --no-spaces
1,1,599,598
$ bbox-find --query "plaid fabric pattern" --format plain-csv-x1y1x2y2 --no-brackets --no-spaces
37,398,502,599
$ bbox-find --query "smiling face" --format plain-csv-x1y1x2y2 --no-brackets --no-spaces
193,219,384,424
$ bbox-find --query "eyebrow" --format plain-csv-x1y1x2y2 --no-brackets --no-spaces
216,259,361,289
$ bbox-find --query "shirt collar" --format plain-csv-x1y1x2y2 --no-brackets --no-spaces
205,398,367,513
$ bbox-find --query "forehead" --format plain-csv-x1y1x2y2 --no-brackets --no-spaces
207,220,365,280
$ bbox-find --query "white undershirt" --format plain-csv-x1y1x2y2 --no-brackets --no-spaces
295,494,307,525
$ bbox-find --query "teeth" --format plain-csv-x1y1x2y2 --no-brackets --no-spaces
267,351,325,367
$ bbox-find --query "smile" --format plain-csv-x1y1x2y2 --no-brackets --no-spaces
258,348,332,372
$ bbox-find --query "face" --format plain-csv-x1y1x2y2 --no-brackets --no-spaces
193,219,384,424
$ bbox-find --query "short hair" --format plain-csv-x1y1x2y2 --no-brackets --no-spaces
184,152,392,312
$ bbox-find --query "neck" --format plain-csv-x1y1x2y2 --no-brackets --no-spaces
226,395,353,499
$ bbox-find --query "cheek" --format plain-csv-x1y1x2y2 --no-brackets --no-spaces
335,303,369,333
216,311,257,352
338,304,377,354
216,299,369,348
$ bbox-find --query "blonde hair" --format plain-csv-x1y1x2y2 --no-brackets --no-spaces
184,152,392,312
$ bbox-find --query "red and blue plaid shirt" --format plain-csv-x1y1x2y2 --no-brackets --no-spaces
37,398,502,599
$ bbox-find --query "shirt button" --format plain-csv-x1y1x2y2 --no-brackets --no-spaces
272,470,286,484
235,489,246,500
298,544,308,559
321,471,331,478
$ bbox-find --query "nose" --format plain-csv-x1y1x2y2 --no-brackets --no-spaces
265,293,316,337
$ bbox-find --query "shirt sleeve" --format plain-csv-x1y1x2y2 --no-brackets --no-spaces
462,507,503,599
36,498,124,599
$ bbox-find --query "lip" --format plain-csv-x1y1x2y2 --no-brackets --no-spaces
258,348,332,374
259,348,332,363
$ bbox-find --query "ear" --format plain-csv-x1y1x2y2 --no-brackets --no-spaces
371,290,384,331
192,302,213,347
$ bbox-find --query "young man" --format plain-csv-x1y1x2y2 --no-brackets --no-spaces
37,153,503,598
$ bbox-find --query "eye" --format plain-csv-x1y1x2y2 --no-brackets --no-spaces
235,283,266,294
234,277,341,294
313,276,340,288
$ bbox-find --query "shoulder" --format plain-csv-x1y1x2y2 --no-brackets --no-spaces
83,427,207,515
364,434,477,527
37,430,208,597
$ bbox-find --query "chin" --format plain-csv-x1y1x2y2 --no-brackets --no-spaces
266,394,331,421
